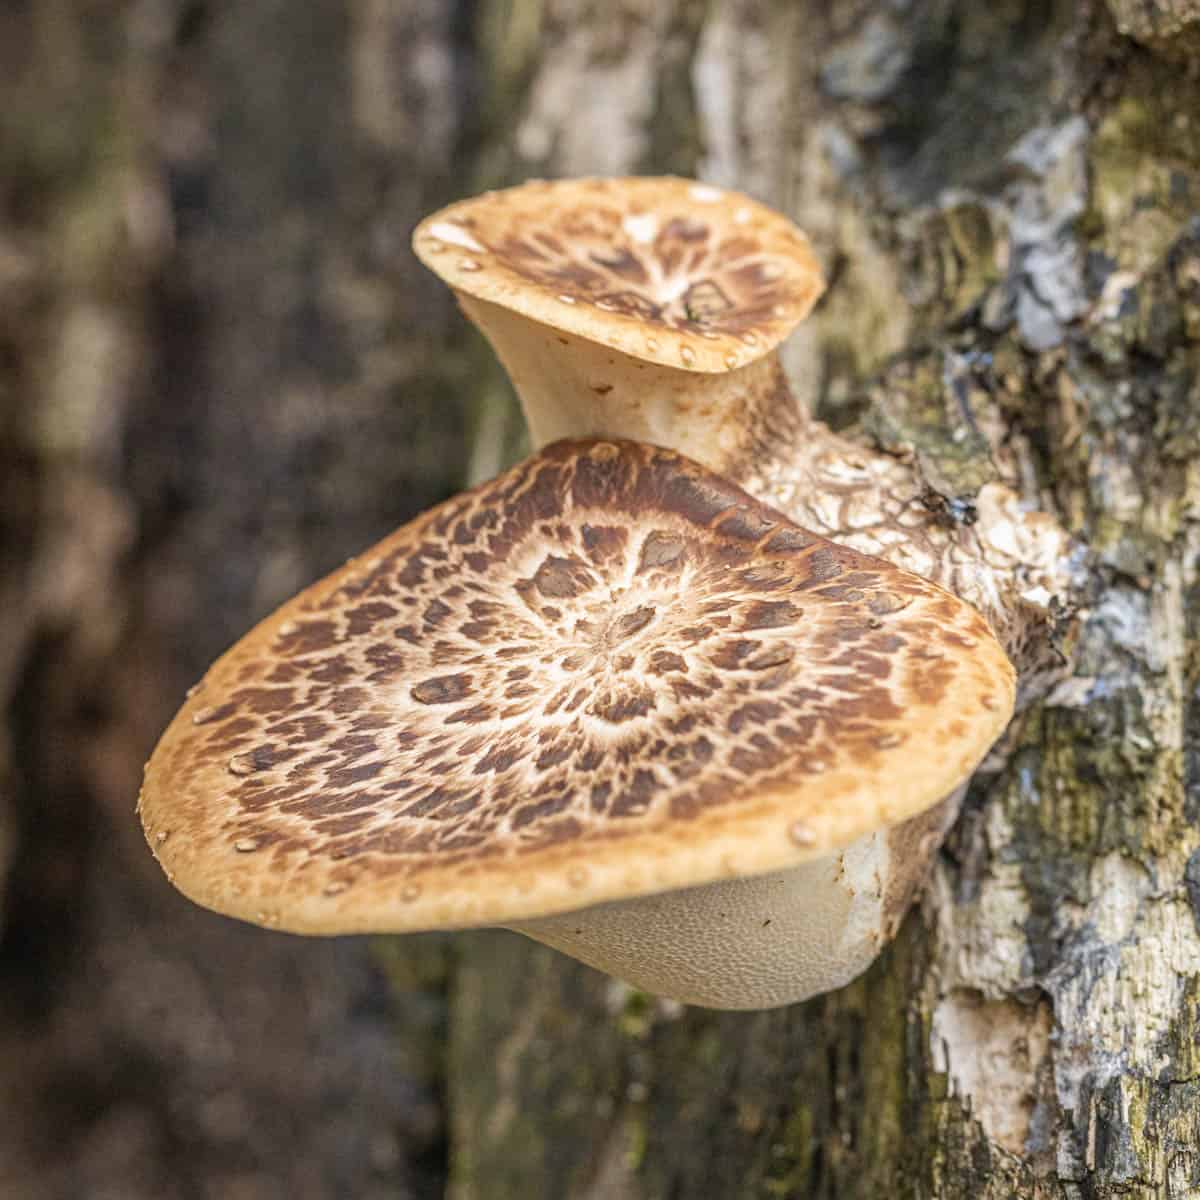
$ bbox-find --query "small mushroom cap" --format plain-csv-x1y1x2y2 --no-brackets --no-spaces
412,177,824,374
140,439,1014,935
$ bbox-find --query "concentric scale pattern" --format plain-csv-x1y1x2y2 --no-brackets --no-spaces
141,440,1014,933
412,177,824,372
481,203,790,333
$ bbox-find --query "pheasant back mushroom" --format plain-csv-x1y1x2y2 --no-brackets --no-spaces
413,176,823,473
413,176,1070,662
140,439,1015,1009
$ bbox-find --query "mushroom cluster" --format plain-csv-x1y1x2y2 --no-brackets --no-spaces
140,178,1070,1010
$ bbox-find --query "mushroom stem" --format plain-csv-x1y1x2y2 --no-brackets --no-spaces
458,294,804,480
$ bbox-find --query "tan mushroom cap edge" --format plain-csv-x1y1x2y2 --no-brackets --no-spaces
412,176,825,374
139,439,1015,936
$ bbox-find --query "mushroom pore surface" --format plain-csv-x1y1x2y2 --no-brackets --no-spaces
141,439,1014,1006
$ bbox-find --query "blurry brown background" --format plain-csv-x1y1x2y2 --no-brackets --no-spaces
2,3,1199,1199
1,4,472,1196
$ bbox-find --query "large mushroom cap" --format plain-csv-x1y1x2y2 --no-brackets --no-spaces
412,177,824,374
140,439,1014,935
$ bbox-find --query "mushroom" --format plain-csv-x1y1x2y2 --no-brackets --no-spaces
404,176,1072,1004
140,439,1015,1009
412,176,1070,670
413,177,823,472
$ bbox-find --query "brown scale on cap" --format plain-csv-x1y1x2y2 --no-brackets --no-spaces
140,440,1014,937
412,177,823,374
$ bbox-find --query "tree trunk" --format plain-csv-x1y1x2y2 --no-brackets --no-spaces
447,3,1200,1198
2,2,1197,1198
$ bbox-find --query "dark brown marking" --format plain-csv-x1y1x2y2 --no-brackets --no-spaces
682,279,732,319
638,531,686,571
412,674,473,705
531,555,596,599
741,600,801,630
613,606,655,639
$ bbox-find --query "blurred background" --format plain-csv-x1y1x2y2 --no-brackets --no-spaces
1,4,479,1196
3,2,1199,1198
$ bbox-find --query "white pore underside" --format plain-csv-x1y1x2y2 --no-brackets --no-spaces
509,831,889,1010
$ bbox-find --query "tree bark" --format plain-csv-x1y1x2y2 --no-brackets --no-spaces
446,3,1200,1198
2,2,1198,1198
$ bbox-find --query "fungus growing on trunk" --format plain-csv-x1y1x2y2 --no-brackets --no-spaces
413,177,822,476
413,176,1069,668
141,178,1071,1010
140,440,1014,1009
403,175,1073,1004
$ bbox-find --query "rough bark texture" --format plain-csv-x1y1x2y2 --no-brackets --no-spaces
2,2,1198,1198
445,3,1200,1199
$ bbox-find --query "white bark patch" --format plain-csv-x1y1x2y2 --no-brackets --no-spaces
1086,853,1146,945
1094,586,1156,664
1092,268,1141,321
515,1,672,175
1052,865,1200,1075
932,802,1031,996
1004,116,1090,350
692,5,742,190
693,0,790,201
1038,850,1200,1178
931,989,1053,1155
1044,675,1099,708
